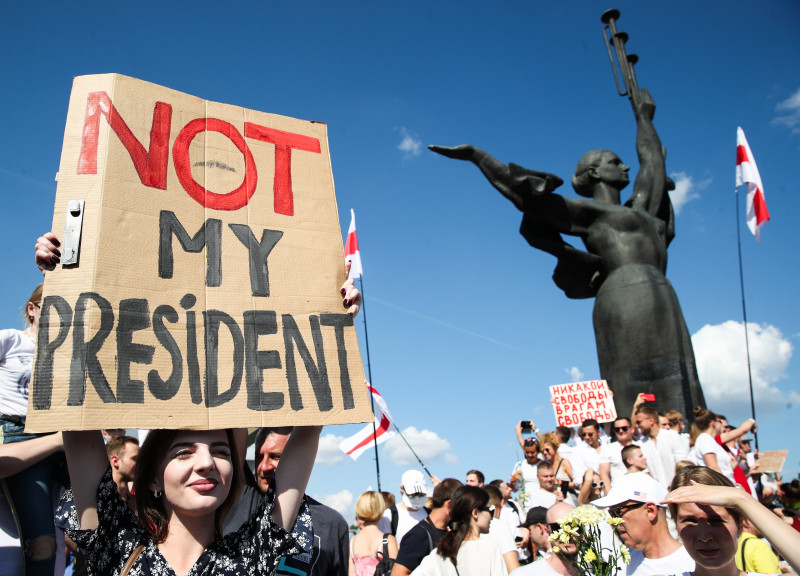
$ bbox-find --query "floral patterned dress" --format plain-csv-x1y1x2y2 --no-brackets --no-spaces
57,468,312,576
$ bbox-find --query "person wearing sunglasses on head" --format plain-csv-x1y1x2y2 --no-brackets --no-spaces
593,472,694,576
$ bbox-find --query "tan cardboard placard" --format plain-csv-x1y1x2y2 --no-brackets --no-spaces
27,74,372,431
749,450,789,474
549,379,617,426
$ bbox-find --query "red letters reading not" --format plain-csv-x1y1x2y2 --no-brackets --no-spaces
76,92,321,214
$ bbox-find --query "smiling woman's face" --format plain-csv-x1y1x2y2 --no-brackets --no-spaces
676,501,740,570
156,430,234,519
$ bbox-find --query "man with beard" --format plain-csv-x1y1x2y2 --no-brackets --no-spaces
223,427,349,576
105,435,139,508
593,472,694,576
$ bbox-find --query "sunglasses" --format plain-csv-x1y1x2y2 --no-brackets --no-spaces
592,481,605,490
548,522,561,532
614,425,630,432
480,505,496,515
580,431,596,437
524,438,539,446
608,501,645,519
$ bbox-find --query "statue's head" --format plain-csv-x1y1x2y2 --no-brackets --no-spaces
572,149,629,197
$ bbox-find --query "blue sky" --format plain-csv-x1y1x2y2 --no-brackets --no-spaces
2,1,799,522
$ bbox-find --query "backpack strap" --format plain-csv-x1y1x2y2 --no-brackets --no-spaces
382,533,390,558
390,505,399,535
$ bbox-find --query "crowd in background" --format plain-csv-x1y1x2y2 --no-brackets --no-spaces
3,280,800,576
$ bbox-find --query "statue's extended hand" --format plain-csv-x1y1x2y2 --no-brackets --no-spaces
636,88,656,121
428,144,476,161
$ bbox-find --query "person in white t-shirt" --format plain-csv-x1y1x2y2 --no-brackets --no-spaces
599,417,638,489
593,472,695,576
634,405,688,487
688,408,735,483
484,484,521,573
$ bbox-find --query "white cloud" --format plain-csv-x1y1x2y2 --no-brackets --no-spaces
397,127,422,158
383,426,456,467
772,87,800,134
692,321,798,416
316,433,348,466
314,489,355,522
566,366,584,381
669,171,706,214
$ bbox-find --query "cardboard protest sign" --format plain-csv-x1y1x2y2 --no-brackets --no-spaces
549,379,616,426
27,74,372,431
750,450,789,474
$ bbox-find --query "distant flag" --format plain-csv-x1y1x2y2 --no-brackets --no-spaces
344,208,363,278
736,127,770,241
339,385,397,460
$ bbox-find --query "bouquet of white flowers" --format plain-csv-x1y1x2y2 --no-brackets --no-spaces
549,505,631,576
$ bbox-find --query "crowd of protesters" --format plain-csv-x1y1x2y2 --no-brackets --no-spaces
1,241,800,576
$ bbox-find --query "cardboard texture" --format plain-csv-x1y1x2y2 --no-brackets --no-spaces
749,450,789,474
27,74,372,431
549,379,617,426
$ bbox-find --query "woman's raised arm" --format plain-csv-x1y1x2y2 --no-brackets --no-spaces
270,426,322,531
63,430,110,530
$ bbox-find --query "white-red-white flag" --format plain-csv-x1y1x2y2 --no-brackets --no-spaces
339,385,397,460
736,127,770,241
344,209,363,279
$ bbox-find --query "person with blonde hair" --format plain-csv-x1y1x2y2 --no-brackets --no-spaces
350,491,398,576
539,432,575,501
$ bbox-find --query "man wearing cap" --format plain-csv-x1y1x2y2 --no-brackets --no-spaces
593,472,694,576
381,469,431,545
518,507,551,562
511,502,578,576
391,478,461,576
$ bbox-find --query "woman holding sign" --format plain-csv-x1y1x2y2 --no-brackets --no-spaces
36,237,362,575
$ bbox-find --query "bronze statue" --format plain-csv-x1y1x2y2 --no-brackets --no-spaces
430,83,705,422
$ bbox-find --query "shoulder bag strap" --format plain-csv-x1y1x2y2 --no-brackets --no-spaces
120,543,145,576
740,536,748,571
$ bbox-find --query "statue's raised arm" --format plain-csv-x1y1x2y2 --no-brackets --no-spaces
628,88,669,219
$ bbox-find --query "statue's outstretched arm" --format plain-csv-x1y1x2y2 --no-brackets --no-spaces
630,88,668,217
429,144,533,211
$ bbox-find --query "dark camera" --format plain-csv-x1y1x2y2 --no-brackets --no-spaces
521,421,533,432
560,481,569,496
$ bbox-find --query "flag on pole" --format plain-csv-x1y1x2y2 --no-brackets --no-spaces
736,127,770,241
339,385,397,460
344,208,363,279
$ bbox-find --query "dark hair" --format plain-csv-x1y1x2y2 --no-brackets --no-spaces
431,478,463,509
135,429,242,543
537,460,554,473
254,426,294,453
106,435,139,459
614,416,631,425
380,491,396,508
437,486,489,566
780,479,800,502
669,466,741,527
581,419,599,432
24,284,43,325
689,407,718,446
488,479,504,488
620,444,640,467
466,469,485,484
555,426,572,443
483,484,502,508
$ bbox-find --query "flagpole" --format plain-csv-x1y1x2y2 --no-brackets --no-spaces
734,185,759,451
359,274,382,491
395,428,434,478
